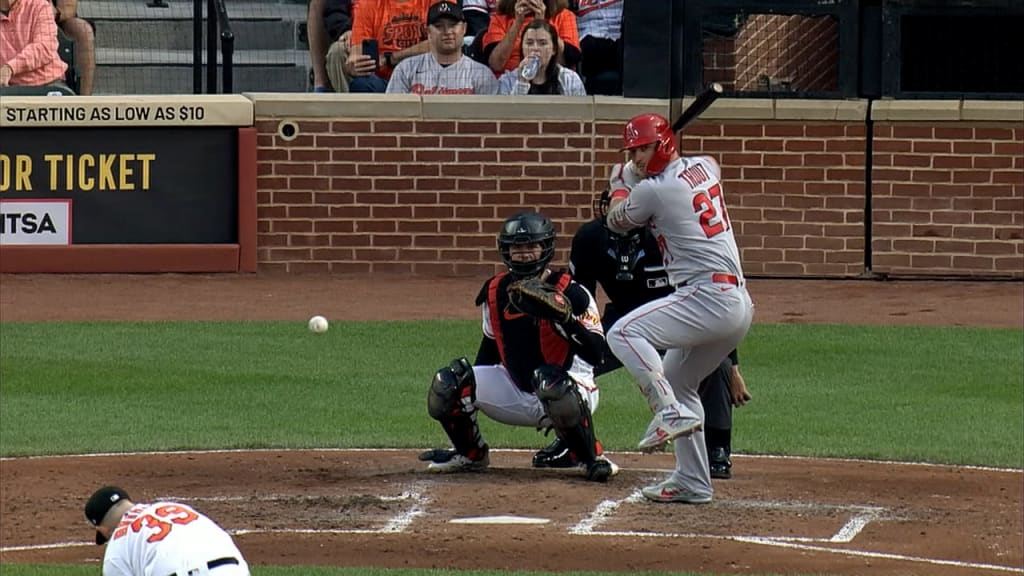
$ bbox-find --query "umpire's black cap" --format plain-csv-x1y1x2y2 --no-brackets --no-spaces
85,486,130,544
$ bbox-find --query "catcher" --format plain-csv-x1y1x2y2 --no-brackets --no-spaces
420,211,618,482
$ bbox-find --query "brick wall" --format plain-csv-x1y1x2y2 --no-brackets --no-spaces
734,14,839,93
251,96,1023,279
871,123,1023,277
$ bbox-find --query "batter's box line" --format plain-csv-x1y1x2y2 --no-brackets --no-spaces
573,490,887,543
570,492,1022,574
164,482,431,534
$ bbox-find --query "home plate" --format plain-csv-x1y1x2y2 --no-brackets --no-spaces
449,515,550,525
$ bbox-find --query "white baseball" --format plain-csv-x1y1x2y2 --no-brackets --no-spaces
308,315,329,334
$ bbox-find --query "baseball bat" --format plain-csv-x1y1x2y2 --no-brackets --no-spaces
671,83,723,133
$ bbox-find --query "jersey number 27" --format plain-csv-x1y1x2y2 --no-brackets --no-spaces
692,183,731,238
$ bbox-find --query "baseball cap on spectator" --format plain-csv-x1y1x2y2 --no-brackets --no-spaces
85,486,130,544
428,1,464,25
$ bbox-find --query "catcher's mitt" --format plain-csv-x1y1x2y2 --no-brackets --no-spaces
507,278,573,324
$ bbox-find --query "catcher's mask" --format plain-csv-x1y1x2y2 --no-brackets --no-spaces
593,188,612,220
621,113,676,176
498,211,556,278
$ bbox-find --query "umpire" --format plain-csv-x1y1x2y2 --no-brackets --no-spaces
558,188,751,479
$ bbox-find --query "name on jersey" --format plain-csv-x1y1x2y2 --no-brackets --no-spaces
410,85,476,95
679,164,710,189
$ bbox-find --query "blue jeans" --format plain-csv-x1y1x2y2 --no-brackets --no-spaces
349,74,387,93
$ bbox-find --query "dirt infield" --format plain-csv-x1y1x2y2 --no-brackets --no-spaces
1,274,1022,575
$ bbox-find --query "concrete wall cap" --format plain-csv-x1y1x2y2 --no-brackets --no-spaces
775,99,867,121
421,95,592,120
871,100,961,121
245,93,422,119
961,100,1024,123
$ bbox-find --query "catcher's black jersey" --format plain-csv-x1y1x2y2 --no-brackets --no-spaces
474,271,598,392
569,218,673,325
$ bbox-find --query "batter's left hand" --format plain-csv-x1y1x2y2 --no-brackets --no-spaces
730,366,751,407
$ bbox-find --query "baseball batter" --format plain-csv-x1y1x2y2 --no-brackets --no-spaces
605,113,754,503
85,486,250,576
420,211,618,482
563,182,752,480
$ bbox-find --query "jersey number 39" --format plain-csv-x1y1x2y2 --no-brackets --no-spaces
112,504,199,543
692,183,731,238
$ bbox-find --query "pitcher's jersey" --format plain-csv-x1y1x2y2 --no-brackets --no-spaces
607,155,743,287
103,501,248,576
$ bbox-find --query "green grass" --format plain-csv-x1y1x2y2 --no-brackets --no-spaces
1,320,1021,576
1,321,1021,467
0,568,816,576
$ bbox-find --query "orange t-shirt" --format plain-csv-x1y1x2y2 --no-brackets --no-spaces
482,9,579,72
351,0,431,80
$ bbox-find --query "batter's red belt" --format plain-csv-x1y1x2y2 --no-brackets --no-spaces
169,557,239,576
676,273,740,288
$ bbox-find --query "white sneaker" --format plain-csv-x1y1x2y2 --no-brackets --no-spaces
641,477,712,504
637,405,702,453
426,451,489,473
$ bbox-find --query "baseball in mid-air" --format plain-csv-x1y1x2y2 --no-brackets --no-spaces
308,315,329,334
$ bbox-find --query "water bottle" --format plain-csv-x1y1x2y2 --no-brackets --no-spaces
520,55,542,82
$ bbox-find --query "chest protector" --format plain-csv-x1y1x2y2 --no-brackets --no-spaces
486,272,574,392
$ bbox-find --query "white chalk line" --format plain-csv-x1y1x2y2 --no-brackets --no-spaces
2,450,1021,573
2,447,1020,474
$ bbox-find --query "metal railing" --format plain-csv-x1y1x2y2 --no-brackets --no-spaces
193,0,235,93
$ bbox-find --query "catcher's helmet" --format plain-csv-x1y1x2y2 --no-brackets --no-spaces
621,113,676,176
498,211,556,278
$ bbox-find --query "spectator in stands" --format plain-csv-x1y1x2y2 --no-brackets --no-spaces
54,0,92,94
346,0,431,93
461,0,494,38
571,0,621,95
387,1,497,95
483,0,579,75
0,0,70,91
497,19,583,95
307,0,354,92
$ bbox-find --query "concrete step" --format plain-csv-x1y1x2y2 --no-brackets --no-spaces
79,1,307,21
93,19,302,51
94,63,308,94
94,47,306,66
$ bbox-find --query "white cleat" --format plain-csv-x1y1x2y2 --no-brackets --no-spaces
637,406,702,453
425,451,489,473
641,476,712,504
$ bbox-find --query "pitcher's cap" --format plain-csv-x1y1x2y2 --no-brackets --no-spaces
428,1,464,25
85,486,130,545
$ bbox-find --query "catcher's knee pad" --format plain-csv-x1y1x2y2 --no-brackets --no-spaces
427,357,476,421
533,365,600,464
533,364,585,429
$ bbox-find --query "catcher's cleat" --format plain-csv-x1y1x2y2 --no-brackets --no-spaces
533,439,620,478
638,405,702,453
532,438,574,468
709,446,732,480
585,459,614,483
641,476,712,504
425,448,489,474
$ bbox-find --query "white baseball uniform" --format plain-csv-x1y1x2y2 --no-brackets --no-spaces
461,0,496,14
575,0,624,40
386,53,499,95
472,275,603,428
605,154,754,498
102,501,249,576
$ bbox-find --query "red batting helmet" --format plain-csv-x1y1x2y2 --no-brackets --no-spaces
621,113,676,175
